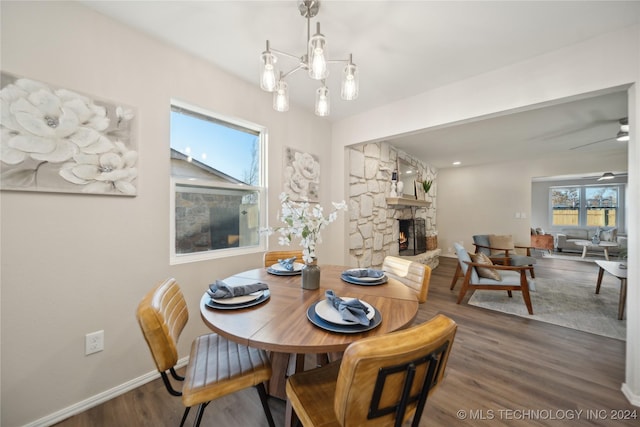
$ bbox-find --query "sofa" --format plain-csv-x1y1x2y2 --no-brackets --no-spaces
556,227,627,256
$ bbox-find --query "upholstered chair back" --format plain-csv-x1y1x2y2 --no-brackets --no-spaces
136,278,189,373
333,314,457,426
382,256,431,303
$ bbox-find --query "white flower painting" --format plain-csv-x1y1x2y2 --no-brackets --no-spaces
284,147,319,202
0,72,137,196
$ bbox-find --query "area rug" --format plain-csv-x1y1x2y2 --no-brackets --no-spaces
541,252,601,262
468,277,626,340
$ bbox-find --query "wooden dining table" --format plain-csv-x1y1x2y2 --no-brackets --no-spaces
199,264,420,425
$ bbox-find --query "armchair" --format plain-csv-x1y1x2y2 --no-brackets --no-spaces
450,234,536,289
453,243,535,315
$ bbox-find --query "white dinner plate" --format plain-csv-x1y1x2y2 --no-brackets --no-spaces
342,268,385,282
269,262,304,272
212,290,264,305
314,299,375,325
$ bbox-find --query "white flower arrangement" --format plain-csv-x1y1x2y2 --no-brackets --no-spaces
266,192,347,264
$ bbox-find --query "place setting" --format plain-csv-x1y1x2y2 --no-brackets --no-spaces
340,268,388,285
205,276,271,310
267,256,304,276
306,290,382,333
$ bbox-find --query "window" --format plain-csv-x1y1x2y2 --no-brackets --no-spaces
585,186,618,227
550,185,620,229
551,187,580,226
170,101,266,263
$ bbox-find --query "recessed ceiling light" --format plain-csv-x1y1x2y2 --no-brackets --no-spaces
452,161,461,166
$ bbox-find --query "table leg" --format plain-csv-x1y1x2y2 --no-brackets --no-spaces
268,352,290,400
603,247,610,261
618,278,627,320
595,267,604,294
581,245,588,258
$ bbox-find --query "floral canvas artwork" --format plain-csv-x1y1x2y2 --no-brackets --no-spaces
284,147,319,202
0,72,137,196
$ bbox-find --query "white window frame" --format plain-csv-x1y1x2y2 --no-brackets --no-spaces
169,100,268,265
549,184,625,232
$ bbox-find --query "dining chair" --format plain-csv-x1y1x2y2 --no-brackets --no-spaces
136,278,275,427
263,250,304,267
452,242,535,315
382,255,431,303
286,314,457,427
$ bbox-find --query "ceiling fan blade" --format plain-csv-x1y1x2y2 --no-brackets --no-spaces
570,137,615,150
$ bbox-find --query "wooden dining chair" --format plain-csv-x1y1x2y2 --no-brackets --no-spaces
286,314,457,427
136,278,275,427
382,255,431,303
263,250,304,267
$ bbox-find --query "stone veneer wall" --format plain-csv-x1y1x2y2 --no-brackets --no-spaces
348,142,437,268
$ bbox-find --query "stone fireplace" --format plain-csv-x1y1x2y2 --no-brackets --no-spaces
348,142,440,269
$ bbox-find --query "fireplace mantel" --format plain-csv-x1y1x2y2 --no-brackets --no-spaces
386,197,431,208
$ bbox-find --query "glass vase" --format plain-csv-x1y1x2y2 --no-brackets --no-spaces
301,259,321,290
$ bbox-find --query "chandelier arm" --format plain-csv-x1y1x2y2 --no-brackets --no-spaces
326,59,352,64
281,65,306,79
270,47,303,62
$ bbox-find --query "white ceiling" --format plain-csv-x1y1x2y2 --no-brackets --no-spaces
81,0,638,169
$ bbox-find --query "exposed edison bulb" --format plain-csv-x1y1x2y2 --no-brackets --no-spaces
341,61,359,101
273,80,289,112
308,24,328,80
315,86,330,117
260,51,277,92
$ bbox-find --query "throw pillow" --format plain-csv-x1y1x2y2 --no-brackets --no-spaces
600,227,617,242
471,253,502,281
489,234,515,255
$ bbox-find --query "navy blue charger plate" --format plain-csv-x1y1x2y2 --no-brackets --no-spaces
306,301,382,333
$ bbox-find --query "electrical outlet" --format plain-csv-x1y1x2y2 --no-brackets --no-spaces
85,330,104,355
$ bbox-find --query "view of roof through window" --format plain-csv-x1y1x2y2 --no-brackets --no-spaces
170,107,259,185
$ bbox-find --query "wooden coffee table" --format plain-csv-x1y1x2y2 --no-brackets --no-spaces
595,260,628,320
574,240,618,260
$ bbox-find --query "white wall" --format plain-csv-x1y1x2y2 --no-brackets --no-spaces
438,150,628,256
331,24,640,406
0,2,335,426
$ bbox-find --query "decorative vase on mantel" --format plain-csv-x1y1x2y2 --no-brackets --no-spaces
301,258,321,290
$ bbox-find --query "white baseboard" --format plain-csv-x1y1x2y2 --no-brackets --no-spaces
25,357,189,427
622,382,640,407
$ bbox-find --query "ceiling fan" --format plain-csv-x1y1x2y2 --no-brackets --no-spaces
570,117,628,150
594,171,627,181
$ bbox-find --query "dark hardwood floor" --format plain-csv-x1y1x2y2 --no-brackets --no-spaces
55,255,636,426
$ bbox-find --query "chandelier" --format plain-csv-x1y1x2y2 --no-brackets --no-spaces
259,0,359,116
